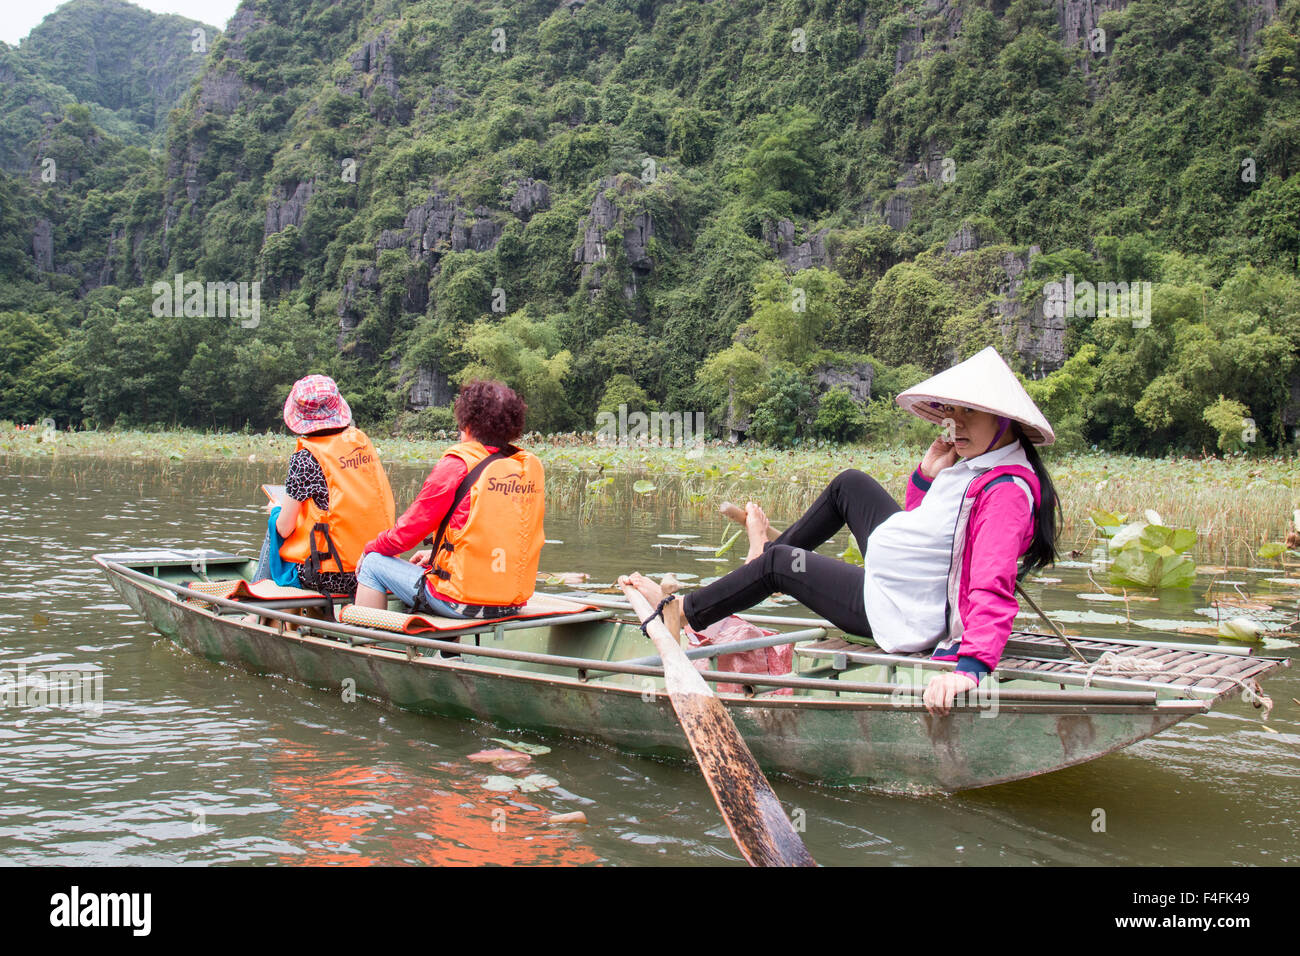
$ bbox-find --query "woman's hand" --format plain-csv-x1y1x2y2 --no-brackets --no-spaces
922,671,978,716
408,549,432,566
920,437,959,479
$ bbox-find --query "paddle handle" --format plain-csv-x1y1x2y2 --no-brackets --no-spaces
719,501,780,542
620,583,712,697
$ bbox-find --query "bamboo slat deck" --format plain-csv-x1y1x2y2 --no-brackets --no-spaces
798,630,1288,703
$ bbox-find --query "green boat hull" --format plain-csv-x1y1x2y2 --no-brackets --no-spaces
96,553,1212,793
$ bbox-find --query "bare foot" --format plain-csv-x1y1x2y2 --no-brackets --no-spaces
618,571,686,636
744,501,770,563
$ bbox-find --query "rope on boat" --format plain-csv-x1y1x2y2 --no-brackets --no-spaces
1076,651,1274,720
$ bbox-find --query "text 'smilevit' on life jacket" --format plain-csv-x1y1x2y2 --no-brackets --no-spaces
278,427,396,573
427,441,545,607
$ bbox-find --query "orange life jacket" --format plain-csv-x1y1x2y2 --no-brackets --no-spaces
279,427,396,574
425,441,545,606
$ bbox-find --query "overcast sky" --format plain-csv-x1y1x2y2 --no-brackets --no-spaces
3,0,240,46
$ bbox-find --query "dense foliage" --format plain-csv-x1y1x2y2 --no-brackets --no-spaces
0,0,214,168
1,0,1297,455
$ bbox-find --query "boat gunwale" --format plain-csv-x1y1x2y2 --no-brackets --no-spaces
561,598,1291,705
276,626,1205,715
96,555,1216,716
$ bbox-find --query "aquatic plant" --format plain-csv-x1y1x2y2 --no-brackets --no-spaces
1089,509,1198,589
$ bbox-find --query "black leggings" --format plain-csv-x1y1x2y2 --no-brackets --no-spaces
681,470,901,638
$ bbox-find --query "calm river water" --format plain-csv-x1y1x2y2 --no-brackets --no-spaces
1,456,1296,866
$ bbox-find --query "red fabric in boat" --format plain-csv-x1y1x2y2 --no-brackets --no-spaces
184,579,350,601
687,615,794,696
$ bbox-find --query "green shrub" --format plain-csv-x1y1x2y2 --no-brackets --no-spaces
862,397,933,449
598,373,657,415
748,366,814,447
812,387,867,443
394,405,457,438
1201,395,1253,453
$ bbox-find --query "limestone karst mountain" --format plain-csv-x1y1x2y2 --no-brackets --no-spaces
1,0,1297,451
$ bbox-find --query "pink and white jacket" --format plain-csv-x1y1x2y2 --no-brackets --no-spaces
904,459,1041,681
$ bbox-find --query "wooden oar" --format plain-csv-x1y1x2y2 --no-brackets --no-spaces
719,501,1088,662
618,580,816,867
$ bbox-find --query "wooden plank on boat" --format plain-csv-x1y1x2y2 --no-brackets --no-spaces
1001,658,1047,671
1220,656,1269,677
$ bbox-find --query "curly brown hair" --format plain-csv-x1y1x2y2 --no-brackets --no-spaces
454,380,528,447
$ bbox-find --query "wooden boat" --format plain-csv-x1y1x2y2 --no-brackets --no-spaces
95,548,1289,794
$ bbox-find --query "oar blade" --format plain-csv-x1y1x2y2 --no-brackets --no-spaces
671,690,816,867
621,581,816,867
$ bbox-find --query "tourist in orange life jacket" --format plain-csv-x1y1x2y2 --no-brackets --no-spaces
354,380,545,620
252,374,396,598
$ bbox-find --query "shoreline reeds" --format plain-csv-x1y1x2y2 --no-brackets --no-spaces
3,426,1296,564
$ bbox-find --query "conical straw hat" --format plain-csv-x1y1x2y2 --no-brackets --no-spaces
895,346,1055,445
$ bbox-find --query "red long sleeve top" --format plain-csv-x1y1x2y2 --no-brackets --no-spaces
361,445,500,602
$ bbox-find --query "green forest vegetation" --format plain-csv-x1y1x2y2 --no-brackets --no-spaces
2,0,1298,455
0,0,215,168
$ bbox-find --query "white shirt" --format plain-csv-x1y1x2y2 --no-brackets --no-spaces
863,441,1033,652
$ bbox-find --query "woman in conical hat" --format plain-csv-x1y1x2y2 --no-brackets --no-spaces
621,346,1063,716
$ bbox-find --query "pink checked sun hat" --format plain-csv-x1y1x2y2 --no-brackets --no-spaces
283,374,352,434
895,346,1056,445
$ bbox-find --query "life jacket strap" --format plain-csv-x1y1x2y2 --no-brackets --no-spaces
307,521,346,618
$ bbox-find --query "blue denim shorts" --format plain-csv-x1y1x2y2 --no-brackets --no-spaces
356,553,522,619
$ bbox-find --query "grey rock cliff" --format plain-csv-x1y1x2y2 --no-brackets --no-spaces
396,361,455,410
264,180,314,237
812,360,874,403
32,219,53,272
1240,0,1280,57
574,177,655,297
382,193,503,260
1056,0,1128,75
762,219,829,270
510,178,550,218
870,148,948,232
347,32,408,122
990,245,1066,375
892,0,963,74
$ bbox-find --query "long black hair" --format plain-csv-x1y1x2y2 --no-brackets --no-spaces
1013,422,1063,576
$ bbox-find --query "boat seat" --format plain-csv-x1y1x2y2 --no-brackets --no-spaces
338,593,604,635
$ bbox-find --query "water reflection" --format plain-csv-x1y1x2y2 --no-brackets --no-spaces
268,742,601,866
